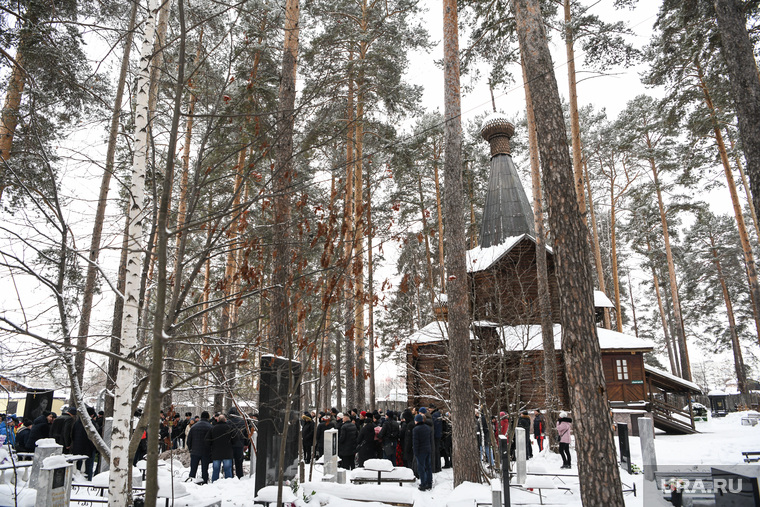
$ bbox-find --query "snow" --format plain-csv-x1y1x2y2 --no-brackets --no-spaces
480,112,512,132
35,438,60,449
0,411,753,507
406,322,654,352
41,455,71,469
495,324,654,352
363,459,396,472
708,389,728,397
466,234,527,273
645,365,702,392
594,290,614,308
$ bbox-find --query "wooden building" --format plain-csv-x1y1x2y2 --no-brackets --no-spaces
405,114,699,434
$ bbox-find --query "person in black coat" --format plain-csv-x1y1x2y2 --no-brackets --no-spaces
356,415,376,467
431,409,443,472
315,415,334,461
15,418,33,453
227,407,248,478
412,414,432,491
338,413,357,469
517,411,533,459
301,412,315,464
378,410,400,465
187,411,212,484
71,408,96,480
400,410,415,473
206,415,235,482
28,412,55,450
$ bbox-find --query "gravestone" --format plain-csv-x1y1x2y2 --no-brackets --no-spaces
29,439,62,490
639,417,657,482
323,428,338,481
515,427,526,485
499,435,510,507
618,422,631,474
100,418,112,472
34,457,73,507
254,355,301,495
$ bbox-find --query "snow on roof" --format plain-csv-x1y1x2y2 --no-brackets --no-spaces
707,389,728,397
594,291,614,308
405,320,476,344
645,365,702,393
466,234,528,273
408,321,654,352
494,323,655,352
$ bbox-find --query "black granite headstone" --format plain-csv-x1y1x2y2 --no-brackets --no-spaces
499,435,511,506
713,467,760,506
618,423,631,474
255,355,301,495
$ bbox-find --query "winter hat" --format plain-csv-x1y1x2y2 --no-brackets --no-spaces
559,411,568,418
415,414,424,423
386,410,393,418
499,411,506,417
304,411,311,418
418,407,428,414
360,411,367,417
336,412,344,419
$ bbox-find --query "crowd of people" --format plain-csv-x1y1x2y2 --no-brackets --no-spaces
1,403,572,491
1,407,103,480
302,405,452,491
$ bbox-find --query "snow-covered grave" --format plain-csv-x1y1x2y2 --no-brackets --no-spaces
0,410,758,506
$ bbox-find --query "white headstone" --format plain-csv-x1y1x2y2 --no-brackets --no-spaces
29,439,62,490
638,416,657,482
323,428,338,481
515,427,526,485
35,456,73,507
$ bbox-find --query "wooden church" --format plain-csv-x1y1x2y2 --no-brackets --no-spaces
405,114,700,434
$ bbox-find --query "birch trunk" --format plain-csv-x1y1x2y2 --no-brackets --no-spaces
108,0,161,503
73,0,139,400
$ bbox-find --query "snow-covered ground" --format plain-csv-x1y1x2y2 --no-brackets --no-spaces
1,411,758,506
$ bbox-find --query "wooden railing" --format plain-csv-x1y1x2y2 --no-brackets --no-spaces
650,398,696,431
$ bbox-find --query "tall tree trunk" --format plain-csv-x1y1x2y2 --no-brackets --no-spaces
512,0,624,504
627,270,639,338
108,0,161,503
708,231,747,393
367,176,376,411
434,155,446,291
726,128,760,241
714,0,760,220
73,0,139,403
585,157,611,328
564,0,587,223
698,67,760,347
522,63,558,448
647,238,679,376
609,175,622,332
271,0,300,357
468,163,478,248
354,44,367,409
418,173,438,307
344,67,356,406
443,0,481,487
163,28,203,407
143,2,186,504
648,148,691,380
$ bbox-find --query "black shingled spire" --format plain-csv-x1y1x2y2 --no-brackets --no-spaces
478,114,535,249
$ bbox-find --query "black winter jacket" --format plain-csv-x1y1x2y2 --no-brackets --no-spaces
338,420,358,458
187,419,212,456
412,421,432,455
206,421,235,461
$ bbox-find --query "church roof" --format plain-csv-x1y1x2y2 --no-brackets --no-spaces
479,114,535,248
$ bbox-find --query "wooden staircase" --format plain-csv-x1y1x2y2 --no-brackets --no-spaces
650,398,698,434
